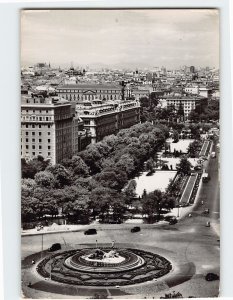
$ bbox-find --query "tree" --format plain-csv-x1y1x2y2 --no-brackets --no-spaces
124,179,137,202
176,157,192,175
173,130,179,143
62,156,89,178
21,156,50,179
34,171,55,188
89,186,114,217
177,101,184,121
145,158,155,173
46,164,71,188
187,140,201,158
94,168,128,191
142,189,164,222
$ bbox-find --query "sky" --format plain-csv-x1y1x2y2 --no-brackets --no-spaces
21,9,219,70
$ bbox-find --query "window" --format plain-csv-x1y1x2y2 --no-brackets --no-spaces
39,145,42,149
39,132,42,136
26,145,29,149
48,132,50,135
48,125,51,128
26,138,28,142
39,117,42,121
48,152,51,156
26,124,28,128
32,152,35,156
26,132,28,136
48,139,51,143
48,146,51,150
32,124,35,128
32,145,35,149
39,139,42,142
32,138,35,142
46,117,49,121
32,132,35,136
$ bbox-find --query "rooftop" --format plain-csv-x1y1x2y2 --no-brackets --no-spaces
57,84,122,90
21,95,70,106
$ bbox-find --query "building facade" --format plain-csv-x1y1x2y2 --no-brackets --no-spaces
56,84,128,102
76,100,140,143
21,95,75,164
164,96,203,119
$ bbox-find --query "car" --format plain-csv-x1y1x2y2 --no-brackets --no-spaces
49,243,61,252
84,228,97,235
169,218,178,225
194,165,202,171
203,208,210,214
131,226,141,233
164,215,176,222
205,273,219,281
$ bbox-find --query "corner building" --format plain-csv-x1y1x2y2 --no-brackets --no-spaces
21,96,74,164
76,100,140,144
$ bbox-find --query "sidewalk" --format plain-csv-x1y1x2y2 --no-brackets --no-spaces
21,224,91,236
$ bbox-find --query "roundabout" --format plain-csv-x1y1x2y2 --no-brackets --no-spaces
36,247,172,287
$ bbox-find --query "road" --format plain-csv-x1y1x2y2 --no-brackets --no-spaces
193,140,220,221
21,141,220,299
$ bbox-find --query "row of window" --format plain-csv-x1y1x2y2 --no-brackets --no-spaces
58,90,120,94
22,124,52,128
24,132,51,140
22,116,52,121
23,109,50,113
22,151,51,156
23,137,51,142
23,145,51,150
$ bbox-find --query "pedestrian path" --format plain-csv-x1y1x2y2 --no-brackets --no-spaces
180,174,198,204
199,140,211,157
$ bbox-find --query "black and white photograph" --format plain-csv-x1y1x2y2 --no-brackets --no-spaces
21,9,220,299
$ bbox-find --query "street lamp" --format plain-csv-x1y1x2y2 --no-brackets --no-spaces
41,232,43,260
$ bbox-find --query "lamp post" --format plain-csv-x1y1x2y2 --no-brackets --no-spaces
41,233,43,260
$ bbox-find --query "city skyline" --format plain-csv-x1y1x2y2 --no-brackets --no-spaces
21,9,219,69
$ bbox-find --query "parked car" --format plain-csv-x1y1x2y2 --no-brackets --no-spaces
131,226,141,233
49,243,61,252
205,273,219,281
84,228,97,235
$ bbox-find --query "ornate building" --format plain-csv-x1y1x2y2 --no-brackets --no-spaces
56,84,129,102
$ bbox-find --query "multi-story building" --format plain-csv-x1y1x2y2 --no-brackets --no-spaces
184,85,199,95
131,89,150,100
164,95,203,119
56,84,128,102
21,95,75,164
72,115,92,154
76,100,140,143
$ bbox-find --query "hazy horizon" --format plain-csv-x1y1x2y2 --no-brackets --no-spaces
21,9,219,70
